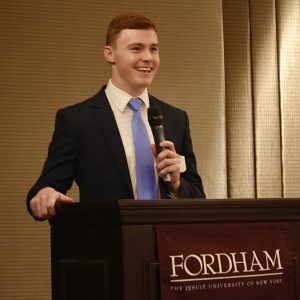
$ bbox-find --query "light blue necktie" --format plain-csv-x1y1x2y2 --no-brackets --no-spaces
128,98,158,200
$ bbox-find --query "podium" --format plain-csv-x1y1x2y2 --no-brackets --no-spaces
50,199,300,300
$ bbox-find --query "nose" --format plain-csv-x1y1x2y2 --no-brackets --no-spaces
142,49,153,61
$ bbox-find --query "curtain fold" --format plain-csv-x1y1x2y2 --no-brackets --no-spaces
223,0,300,198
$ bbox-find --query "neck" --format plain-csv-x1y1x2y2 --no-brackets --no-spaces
110,79,146,97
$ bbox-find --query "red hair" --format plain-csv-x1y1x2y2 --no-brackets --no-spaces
106,13,157,45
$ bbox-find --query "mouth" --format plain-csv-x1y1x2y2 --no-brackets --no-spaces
135,67,152,73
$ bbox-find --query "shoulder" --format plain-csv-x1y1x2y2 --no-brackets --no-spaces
58,86,107,116
149,94,188,119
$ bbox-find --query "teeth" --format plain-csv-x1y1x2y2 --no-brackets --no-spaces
136,67,151,73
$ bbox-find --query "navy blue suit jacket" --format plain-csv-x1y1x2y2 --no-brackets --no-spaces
27,87,205,212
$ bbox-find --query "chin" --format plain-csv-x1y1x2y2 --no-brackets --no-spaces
139,78,153,87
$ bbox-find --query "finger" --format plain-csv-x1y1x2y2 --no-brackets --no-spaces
46,196,58,217
157,150,170,162
47,193,74,217
159,165,180,178
29,196,37,214
30,197,39,218
39,194,53,219
34,192,56,219
157,157,181,172
160,140,175,152
32,195,48,219
157,149,179,162
31,197,49,220
159,164,181,183
56,194,75,203
54,196,75,210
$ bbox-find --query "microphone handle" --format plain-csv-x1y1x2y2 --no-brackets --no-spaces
152,125,165,153
151,125,171,182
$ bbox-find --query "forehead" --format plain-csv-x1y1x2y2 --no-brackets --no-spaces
113,28,158,46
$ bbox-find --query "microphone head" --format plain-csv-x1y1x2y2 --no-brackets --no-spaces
148,106,163,127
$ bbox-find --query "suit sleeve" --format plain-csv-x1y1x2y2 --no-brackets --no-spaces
26,109,77,213
177,111,205,198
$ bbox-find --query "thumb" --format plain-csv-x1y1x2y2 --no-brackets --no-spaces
57,194,75,204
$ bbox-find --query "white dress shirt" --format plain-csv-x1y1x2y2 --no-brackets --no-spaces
105,80,155,199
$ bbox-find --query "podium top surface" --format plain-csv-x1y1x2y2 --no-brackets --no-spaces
50,198,300,227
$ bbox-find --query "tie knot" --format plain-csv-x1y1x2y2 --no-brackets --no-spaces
128,98,142,111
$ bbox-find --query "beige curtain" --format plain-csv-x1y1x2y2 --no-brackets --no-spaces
223,0,300,198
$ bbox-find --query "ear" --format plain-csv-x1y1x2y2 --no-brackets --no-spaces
103,46,115,64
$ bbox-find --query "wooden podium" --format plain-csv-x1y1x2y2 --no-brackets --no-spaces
50,199,300,300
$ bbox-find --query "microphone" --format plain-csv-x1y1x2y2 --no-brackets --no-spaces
148,106,171,181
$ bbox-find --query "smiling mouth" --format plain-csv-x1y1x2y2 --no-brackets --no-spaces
136,67,152,73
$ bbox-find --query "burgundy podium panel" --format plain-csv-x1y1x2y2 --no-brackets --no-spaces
156,223,296,300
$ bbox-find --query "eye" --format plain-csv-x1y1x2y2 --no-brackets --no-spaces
131,46,141,52
150,46,159,53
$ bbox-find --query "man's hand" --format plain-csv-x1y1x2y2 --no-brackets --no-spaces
153,140,181,196
30,187,75,220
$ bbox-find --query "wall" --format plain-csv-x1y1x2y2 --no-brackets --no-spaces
0,1,224,298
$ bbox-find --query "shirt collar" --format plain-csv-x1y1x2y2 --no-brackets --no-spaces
105,79,150,112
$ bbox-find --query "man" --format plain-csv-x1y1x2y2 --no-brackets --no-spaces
27,13,205,220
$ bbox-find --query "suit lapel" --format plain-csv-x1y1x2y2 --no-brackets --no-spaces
90,88,133,196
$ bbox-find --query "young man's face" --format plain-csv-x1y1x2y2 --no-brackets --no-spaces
104,28,160,96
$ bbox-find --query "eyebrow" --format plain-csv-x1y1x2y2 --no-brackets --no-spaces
128,43,159,47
